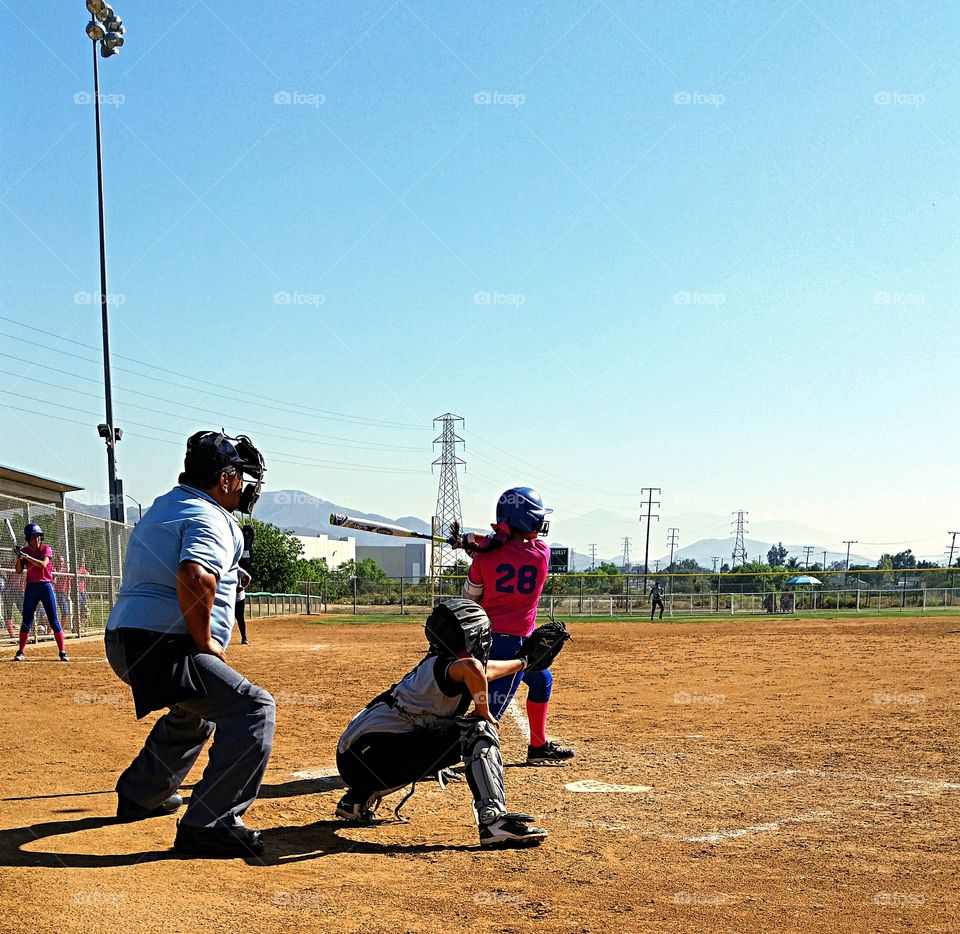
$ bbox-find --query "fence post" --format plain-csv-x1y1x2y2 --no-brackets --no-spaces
578,576,583,614
609,596,613,616
625,574,630,615
856,588,860,611
730,594,734,616
922,587,926,612
353,576,358,615
400,576,405,615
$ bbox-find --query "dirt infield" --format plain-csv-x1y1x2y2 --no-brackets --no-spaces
1,615,958,933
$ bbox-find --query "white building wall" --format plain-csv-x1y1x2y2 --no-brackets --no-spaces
296,533,356,568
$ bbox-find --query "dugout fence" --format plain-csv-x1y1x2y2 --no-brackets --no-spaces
1,493,131,643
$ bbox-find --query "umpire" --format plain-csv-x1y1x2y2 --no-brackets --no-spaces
104,431,274,858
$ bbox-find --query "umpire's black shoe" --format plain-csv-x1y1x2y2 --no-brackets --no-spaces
173,822,264,858
526,740,575,764
116,792,183,822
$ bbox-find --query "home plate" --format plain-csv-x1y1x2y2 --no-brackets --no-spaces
565,780,653,793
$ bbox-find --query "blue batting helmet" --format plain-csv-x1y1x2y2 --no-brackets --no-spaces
495,487,552,536
23,523,44,540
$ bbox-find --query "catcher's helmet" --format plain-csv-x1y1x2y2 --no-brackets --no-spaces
23,522,44,541
495,487,552,536
181,430,266,514
424,598,492,665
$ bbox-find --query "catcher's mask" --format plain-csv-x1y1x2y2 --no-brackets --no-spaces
424,598,492,666
181,430,266,515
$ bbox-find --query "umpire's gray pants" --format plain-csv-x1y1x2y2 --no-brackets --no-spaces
105,638,275,829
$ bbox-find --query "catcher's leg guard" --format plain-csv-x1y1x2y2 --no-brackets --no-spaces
458,717,506,827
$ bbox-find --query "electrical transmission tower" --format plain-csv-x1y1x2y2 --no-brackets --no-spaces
640,487,661,587
802,545,815,569
588,543,598,570
731,510,749,567
621,537,632,572
431,413,465,580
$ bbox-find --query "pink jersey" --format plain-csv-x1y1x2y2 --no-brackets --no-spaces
77,567,88,594
468,538,549,637
54,563,70,593
23,544,53,584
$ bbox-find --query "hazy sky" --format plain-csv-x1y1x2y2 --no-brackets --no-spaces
2,2,957,561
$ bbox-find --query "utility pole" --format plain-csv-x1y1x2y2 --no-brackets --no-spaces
822,550,827,570
639,487,661,590
588,543,598,570
711,556,721,572
667,528,679,570
802,545,815,569
948,531,959,590
666,527,679,594
843,540,857,572
621,537,632,572
731,511,748,567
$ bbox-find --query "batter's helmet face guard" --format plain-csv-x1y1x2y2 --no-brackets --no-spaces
495,487,552,537
23,523,44,542
425,598,493,666
181,430,266,515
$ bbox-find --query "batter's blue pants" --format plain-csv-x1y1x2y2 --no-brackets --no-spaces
488,633,553,720
21,582,62,634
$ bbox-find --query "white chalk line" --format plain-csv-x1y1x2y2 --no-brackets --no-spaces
680,769,960,844
504,698,530,743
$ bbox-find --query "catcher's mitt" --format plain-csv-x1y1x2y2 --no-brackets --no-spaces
515,618,571,671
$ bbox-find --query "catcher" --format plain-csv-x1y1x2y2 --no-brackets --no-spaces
335,598,570,847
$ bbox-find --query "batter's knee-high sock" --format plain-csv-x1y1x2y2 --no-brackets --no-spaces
18,631,29,653
527,700,549,748
53,629,66,652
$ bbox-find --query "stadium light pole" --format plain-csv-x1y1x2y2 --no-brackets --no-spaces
85,1,126,523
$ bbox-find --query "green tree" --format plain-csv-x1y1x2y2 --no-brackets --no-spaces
877,554,894,571
767,542,788,567
892,549,917,570
243,520,303,593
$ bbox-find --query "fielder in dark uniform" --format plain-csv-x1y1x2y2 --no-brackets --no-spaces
336,598,567,847
104,431,273,858
649,581,665,620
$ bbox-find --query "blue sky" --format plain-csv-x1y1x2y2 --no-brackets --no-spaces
1,1,957,561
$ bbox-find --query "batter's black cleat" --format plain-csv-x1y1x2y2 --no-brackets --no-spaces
58,651,69,662
479,813,548,848
173,822,264,858
116,792,183,822
526,740,575,764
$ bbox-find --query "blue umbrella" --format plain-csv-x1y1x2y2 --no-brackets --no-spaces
786,575,822,585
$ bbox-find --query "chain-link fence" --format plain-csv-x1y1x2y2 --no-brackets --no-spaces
274,568,960,618
1,494,131,643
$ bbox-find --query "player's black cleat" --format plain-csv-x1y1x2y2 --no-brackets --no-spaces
335,791,382,823
479,813,548,848
116,792,183,822
58,651,69,662
173,822,264,858
526,740,575,764
12,651,25,662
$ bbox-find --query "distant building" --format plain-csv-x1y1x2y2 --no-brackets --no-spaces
295,533,356,568
356,543,426,582
0,464,82,509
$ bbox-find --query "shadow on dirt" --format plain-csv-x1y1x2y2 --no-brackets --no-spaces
0,812,477,869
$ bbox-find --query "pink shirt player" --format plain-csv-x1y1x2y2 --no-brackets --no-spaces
466,538,549,637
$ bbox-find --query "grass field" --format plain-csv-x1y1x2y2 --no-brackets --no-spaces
1,613,958,933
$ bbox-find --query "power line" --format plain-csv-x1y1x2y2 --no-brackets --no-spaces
0,324,428,430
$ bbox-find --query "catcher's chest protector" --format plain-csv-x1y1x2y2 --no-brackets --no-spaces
339,658,470,753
